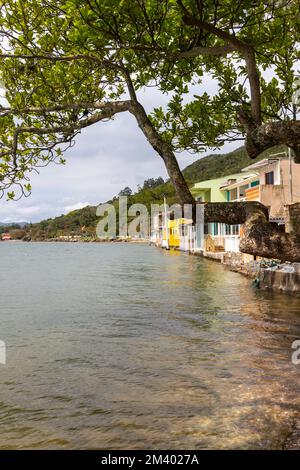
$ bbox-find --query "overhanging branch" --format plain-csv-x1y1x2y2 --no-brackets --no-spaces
0,52,124,72
0,100,131,117
244,120,300,161
1,100,132,161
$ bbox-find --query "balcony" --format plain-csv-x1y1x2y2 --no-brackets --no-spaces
245,186,260,201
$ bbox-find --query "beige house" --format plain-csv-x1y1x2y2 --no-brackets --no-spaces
241,154,300,223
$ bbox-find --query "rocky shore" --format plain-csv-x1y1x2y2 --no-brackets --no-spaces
283,420,300,449
192,250,300,297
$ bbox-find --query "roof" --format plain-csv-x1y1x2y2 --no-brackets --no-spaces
192,171,255,191
242,154,288,173
220,174,259,191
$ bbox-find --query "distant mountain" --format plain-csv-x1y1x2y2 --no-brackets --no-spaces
182,144,286,184
0,221,28,227
21,144,287,240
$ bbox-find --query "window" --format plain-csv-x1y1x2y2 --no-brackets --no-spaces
232,225,240,236
213,223,219,236
265,171,274,185
239,185,248,198
225,225,240,236
229,188,238,201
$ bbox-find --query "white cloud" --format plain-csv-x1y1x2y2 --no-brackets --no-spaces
63,202,91,213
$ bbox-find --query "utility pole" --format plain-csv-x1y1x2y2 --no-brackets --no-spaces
163,196,169,250
288,147,293,204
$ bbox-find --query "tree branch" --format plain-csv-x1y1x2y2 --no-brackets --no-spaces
244,120,300,161
0,100,131,117
204,201,300,262
177,44,235,57
105,43,235,58
177,0,261,125
1,100,132,161
0,52,124,72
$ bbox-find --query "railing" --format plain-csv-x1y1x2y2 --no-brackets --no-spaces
229,197,246,202
224,236,240,253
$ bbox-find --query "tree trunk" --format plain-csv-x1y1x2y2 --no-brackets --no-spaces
240,222,300,262
203,201,300,262
239,119,300,162
129,101,195,205
203,201,268,224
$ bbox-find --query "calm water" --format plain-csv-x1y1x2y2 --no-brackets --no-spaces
0,242,300,449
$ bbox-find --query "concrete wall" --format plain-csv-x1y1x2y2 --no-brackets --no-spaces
280,159,300,205
260,160,300,219
260,184,285,218
259,268,300,297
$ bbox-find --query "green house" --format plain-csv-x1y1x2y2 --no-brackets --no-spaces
191,172,256,203
191,171,259,245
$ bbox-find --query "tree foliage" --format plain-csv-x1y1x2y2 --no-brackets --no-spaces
0,0,299,201
118,186,133,197
139,177,165,190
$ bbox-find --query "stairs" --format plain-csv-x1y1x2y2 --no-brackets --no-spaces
214,244,225,252
205,235,225,253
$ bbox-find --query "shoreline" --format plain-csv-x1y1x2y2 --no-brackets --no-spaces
191,249,300,298
1,238,151,244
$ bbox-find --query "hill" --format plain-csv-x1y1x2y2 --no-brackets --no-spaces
20,145,287,240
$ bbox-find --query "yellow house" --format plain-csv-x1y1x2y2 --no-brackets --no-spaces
163,218,190,248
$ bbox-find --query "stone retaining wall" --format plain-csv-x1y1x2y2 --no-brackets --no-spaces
195,249,300,296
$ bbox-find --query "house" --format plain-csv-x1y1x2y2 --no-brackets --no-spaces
191,171,257,252
167,218,181,248
152,172,261,253
241,154,300,224
151,212,196,250
191,171,256,203
191,153,300,252
168,218,197,250
151,212,165,247
1,233,12,241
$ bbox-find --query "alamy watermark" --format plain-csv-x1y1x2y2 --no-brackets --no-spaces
292,340,300,365
0,341,6,365
95,197,204,239
292,78,300,108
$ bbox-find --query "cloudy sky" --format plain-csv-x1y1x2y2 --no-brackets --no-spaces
0,85,240,223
